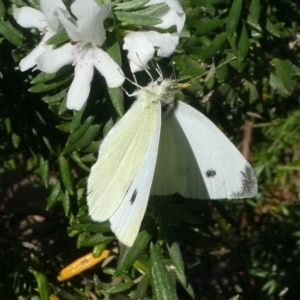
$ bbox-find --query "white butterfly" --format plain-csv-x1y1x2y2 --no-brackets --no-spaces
87,77,257,246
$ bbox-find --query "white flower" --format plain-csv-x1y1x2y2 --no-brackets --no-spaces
123,0,185,72
13,0,66,71
36,0,125,111
124,31,179,73
146,0,186,32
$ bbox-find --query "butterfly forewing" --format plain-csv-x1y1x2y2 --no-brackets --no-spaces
87,98,160,222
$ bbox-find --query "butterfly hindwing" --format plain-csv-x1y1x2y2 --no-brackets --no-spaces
152,100,257,199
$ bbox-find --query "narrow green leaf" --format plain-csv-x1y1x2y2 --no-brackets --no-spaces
79,233,115,247
237,24,249,61
69,152,90,172
58,155,74,195
65,116,95,146
56,122,72,132
273,58,295,96
45,29,69,45
194,16,224,36
69,221,111,234
62,190,71,216
29,71,73,93
38,157,49,188
248,0,260,24
4,117,11,133
46,181,61,210
12,133,21,148
29,79,70,93
30,254,50,300
0,0,6,19
92,243,107,258
114,11,162,26
167,240,184,274
108,87,124,117
63,124,101,154
116,223,155,276
226,0,242,36
0,20,23,46
201,32,227,60
150,244,178,300
43,89,67,104
132,272,150,300
106,282,135,294
114,0,149,10
129,3,168,16
31,67,71,84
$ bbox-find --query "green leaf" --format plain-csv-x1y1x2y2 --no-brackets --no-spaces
42,89,67,104
68,221,111,235
167,240,184,274
0,0,5,19
56,122,72,132
0,20,23,46
150,244,178,300
129,3,168,16
237,24,249,61
108,87,124,117
132,272,150,300
116,223,155,275
62,190,71,216
30,253,50,300
248,0,260,24
79,233,115,247
63,124,101,154
65,116,95,147
194,16,225,36
226,0,242,36
201,32,227,60
58,155,74,195
273,58,295,95
29,71,73,93
36,157,49,188
45,29,69,45
114,0,149,10
114,11,162,26
106,282,135,294
69,152,90,172
46,181,61,210
12,133,21,148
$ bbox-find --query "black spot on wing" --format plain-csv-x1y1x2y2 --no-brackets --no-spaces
206,169,216,178
130,189,138,205
231,165,257,198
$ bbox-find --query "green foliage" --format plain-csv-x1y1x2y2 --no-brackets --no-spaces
0,0,300,299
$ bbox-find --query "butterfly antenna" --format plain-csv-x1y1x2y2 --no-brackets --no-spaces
135,53,154,82
118,68,143,95
183,56,237,85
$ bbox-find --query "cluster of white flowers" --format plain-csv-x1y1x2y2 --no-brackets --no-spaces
14,0,185,110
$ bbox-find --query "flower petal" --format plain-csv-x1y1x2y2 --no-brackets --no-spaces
123,32,155,72
36,43,77,73
13,7,46,30
19,31,54,71
55,8,79,41
40,0,67,31
123,31,179,72
70,0,109,45
67,54,94,110
147,0,185,32
93,48,125,87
